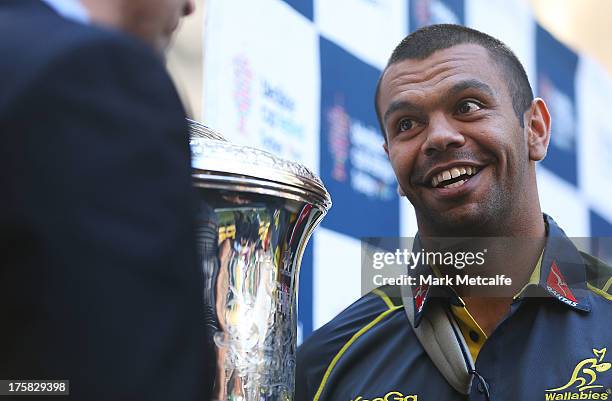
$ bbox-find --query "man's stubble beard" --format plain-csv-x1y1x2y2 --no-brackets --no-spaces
410,171,515,237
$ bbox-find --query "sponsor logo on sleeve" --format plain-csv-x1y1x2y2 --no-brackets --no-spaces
351,391,418,401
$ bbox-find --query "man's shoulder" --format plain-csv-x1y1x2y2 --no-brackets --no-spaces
300,286,404,351
1,2,128,57
580,251,612,302
0,2,161,100
0,7,178,123
296,286,407,400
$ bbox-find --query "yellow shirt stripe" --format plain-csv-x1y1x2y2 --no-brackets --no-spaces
312,299,402,401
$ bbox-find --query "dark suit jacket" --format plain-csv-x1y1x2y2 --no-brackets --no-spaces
0,1,212,399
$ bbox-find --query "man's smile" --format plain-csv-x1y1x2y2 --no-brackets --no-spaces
427,164,481,188
421,161,486,198
420,163,488,200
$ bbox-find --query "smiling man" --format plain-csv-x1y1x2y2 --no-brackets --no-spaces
296,25,612,401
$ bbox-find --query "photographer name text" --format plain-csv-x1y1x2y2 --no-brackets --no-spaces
373,274,512,286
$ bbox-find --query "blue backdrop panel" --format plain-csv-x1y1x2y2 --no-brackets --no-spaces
536,25,579,186
409,0,465,32
297,241,314,339
281,0,313,21
591,209,612,237
319,37,400,239
590,209,612,264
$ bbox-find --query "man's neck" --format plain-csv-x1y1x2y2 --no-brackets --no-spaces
420,211,547,336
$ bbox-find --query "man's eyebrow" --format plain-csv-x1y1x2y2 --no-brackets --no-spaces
448,79,495,99
383,100,422,125
382,80,495,125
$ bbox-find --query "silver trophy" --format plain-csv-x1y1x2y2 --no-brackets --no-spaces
189,120,331,401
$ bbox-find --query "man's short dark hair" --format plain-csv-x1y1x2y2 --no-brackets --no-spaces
375,24,534,139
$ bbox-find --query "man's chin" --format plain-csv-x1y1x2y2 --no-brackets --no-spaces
421,206,495,237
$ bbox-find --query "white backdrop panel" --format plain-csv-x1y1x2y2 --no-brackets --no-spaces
465,0,536,91
400,198,419,238
315,0,407,70
537,166,590,236
203,0,320,172
577,55,612,223
313,227,362,329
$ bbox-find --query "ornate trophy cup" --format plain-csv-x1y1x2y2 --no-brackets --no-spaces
189,120,331,401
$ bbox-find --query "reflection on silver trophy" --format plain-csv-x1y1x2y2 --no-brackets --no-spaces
189,120,331,401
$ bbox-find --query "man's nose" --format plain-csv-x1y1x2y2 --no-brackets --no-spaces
183,0,196,16
421,114,465,156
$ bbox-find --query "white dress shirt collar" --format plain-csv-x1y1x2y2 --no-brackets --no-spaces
40,0,89,24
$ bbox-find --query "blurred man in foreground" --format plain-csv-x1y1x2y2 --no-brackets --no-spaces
297,25,612,400
0,0,212,400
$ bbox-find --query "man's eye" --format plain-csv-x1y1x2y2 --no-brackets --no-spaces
398,118,415,132
457,100,482,114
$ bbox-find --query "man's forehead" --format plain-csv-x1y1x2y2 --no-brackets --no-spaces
383,44,495,84
378,44,502,105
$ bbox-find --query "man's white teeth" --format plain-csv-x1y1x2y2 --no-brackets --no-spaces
431,166,478,188
445,179,466,189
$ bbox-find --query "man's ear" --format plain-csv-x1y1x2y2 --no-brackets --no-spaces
526,97,551,161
